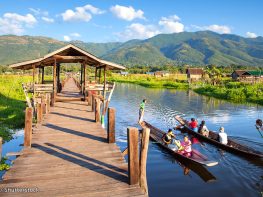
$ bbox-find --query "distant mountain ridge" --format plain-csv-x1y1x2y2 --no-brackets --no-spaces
0,31,263,66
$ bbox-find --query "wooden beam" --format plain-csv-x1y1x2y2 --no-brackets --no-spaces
107,108,115,143
95,67,97,82
53,55,87,60
24,107,33,147
139,128,150,195
127,127,139,185
99,68,102,84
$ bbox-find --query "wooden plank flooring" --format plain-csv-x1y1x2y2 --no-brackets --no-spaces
0,79,146,197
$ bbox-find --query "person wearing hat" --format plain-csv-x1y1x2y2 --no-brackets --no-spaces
218,127,228,145
162,128,175,144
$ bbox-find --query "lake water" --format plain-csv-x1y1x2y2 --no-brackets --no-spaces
110,83,263,197
1,83,263,196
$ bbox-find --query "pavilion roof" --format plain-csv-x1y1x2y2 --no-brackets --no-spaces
9,44,125,70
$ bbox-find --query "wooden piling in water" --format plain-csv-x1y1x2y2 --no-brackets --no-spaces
139,128,150,195
24,107,33,147
107,108,115,143
127,127,139,185
37,103,42,123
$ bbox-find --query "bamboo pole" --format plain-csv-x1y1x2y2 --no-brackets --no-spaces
95,67,97,82
127,127,139,185
83,63,86,95
53,59,57,101
139,128,150,195
107,108,115,143
41,96,46,115
24,107,33,147
91,94,95,112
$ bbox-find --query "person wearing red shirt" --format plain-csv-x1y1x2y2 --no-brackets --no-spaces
188,118,198,132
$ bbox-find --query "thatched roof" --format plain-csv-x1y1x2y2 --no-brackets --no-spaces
9,44,125,70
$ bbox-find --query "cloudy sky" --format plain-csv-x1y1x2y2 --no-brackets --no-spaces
0,0,262,42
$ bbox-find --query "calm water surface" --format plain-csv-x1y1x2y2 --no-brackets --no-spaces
110,83,263,197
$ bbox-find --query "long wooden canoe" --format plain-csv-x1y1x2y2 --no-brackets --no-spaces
175,115,263,158
141,121,218,167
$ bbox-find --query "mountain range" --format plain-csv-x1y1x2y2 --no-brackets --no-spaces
0,31,263,67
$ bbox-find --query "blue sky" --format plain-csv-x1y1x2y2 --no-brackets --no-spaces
0,0,262,42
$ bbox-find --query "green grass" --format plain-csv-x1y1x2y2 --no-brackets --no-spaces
109,74,189,89
194,82,263,105
0,75,32,141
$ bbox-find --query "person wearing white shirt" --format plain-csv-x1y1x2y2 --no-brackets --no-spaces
218,127,228,145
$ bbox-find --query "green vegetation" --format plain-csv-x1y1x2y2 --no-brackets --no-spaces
0,157,10,171
194,82,263,105
0,75,31,141
109,74,188,89
1,31,263,66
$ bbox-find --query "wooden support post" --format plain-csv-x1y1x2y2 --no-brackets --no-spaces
99,68,102,84
0,137,2,161
51,92,55,107
83,64,86,95
24,107,33,147
95,98,100,122
37,103,42,123
127,127,139,185
42,67,44,84
53,59,57,99
95,67,97,82
91,94,95,112
107,108,115,143
46,93,50,113
139,128,150,195
41,96,46,115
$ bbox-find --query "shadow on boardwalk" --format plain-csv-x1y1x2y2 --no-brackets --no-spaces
51,111,95,122
33,143,128,183
45,123,106,142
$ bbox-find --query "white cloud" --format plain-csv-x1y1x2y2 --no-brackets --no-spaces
63,35,71,41
159,15,184,33
246,32,257,38
110,5,145,21
117,23,160,40
61,4,104,22
0,13,37,35
83,5,105,14
192,24,231,34
41,17,54,23
29,8,48,16
70,33,81,37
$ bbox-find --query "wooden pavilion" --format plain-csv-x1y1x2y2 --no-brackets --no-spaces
9,44,125,104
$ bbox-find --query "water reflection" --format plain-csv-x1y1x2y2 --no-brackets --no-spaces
110,83,263,197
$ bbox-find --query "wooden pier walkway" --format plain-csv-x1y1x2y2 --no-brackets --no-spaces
1,79,146,196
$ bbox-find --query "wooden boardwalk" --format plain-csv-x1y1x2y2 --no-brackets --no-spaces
0,80,146,197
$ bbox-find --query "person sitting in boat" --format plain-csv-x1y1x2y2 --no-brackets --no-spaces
188,118,198,132
198,120,209,137
168,136,184,151
180,136,192,157
162,129,175,144
218,127,228,145
256,119,263,131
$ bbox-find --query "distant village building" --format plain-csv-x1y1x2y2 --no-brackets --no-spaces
120,71,128,76
146,72,154,75
231,70,263,81
186,68,204,81
154,71,170,77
